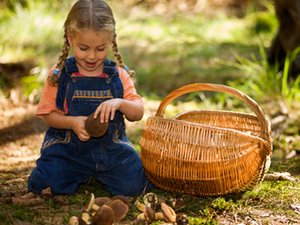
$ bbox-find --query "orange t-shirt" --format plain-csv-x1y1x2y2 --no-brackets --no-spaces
36,65,143,118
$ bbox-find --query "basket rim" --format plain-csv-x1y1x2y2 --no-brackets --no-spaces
155,83,271,142
173,109,262,120
145,115,269,144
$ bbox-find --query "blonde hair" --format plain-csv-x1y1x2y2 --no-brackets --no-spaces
48,0,135,86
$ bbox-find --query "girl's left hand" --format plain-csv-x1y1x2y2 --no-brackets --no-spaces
93,99,122,123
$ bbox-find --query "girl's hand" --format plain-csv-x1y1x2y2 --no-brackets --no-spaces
43,112,91,142
94,99,122,123
93,98,144,122
70,116,91,142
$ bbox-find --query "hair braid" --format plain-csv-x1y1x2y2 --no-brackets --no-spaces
47,30,70,87
112,35,135,79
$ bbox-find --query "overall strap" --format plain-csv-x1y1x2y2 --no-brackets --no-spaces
103,59,124,99
56,57,78,110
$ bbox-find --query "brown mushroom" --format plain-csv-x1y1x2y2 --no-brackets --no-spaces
111,195,129,206
92,204,114,225
85,112,108,137
94,197,111,208
40,187,53,200
69,216,87,225
144,205,155,223
174,198,185,210
107,199,129,221
161,202,176,223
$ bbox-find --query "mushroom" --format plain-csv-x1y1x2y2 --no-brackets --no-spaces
94,197,111,208
137,212,165,222
40,187,54,200
81,212,90,223
85,193,95,211
172,198,185,210
143,192,157,207
69,216,87,225
107,199,129,221
92,204,114,225
155,212,165,220
85,193,109,212
161,203,176,223
111,195,129,206
134,200,145,212
85,112,108,137
144,205,155,223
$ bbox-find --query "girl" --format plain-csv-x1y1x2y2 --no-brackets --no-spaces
28,0,153,196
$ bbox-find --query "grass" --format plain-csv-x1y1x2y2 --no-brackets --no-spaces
1,171,300,224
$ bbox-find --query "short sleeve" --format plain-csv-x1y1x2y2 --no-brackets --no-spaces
36,66,63,118
117,67,143,106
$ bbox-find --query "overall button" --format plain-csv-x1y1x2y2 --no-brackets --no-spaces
72,77,78,83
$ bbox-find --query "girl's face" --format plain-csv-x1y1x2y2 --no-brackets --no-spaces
68,29,109,76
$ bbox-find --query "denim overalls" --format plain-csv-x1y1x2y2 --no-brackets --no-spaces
28,57,153,196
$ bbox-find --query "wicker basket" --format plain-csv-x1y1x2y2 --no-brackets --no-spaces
140,83,272,196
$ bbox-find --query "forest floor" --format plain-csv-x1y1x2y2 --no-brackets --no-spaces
0,96,300,225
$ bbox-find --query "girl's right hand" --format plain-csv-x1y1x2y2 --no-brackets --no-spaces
44,112,91,142
70,116,91,142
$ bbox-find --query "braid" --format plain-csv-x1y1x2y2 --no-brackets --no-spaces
112,35,135,79
47,30,70,87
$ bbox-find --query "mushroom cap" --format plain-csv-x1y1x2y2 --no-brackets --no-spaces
85,113,108,137
161,202,176,223
144,205,155,223
94,197,111,207
92,204,114,225
107,199,129,221
85,193,95,211
111,195,130,206
174,198,185,210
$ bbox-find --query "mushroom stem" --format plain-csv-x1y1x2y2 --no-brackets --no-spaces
137,213,145,220
82,212,90,223
92,204,100,211
137,212,165,221
134,200,145,212
155,212,165,220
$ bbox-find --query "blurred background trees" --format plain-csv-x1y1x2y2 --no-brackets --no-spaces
0,0,299,103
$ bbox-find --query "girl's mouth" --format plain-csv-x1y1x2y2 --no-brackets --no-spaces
85,61,97,67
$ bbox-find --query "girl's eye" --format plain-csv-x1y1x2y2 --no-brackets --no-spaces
98,48,105,51
80,47,88,51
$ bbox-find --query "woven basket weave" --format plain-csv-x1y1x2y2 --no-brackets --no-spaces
140,83,272,196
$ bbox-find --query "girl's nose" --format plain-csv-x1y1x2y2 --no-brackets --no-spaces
88,50,96,59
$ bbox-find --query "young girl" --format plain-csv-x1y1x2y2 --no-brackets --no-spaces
28,0,153,196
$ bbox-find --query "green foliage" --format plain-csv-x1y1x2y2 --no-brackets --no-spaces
0,0,71,62
0,0,282,102
217,39,300,102
188,206,218,225
211,197,235,212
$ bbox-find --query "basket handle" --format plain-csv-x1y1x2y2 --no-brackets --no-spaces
155,83,271,141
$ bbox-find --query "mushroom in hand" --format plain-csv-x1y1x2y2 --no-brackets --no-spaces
85,112,108,137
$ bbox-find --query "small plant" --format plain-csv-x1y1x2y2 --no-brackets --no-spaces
216,36,300,104
211,197,235,212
